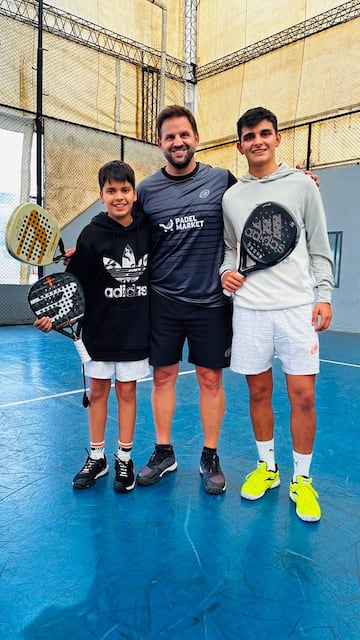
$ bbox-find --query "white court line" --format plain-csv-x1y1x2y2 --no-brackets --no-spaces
0,359,358,409
321,358,360,368
0,369,195,409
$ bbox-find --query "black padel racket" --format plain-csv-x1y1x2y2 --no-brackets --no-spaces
28,272,91,364
224,201,299,295
5,202,66,266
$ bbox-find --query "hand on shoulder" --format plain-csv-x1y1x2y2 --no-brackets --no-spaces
296,164,319,189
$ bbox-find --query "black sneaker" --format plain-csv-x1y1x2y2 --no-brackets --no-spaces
136,444,177,486
72,450,109,489
199,452,226,494
114,457,135,493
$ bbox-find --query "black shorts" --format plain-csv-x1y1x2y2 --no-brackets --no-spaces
149,290,232,369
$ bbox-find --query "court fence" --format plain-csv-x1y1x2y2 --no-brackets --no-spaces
0,0,359,323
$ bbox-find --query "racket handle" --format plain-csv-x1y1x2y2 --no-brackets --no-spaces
74,338,91,364
223,289,232,298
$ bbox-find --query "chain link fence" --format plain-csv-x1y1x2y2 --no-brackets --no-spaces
0,1,359,323
197,110,360,177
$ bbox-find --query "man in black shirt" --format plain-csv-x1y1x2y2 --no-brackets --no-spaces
136,105,236,494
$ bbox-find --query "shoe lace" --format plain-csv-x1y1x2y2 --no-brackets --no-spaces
81,456,101,474
298,479,319,501
115,457,129,478
202,453,219,473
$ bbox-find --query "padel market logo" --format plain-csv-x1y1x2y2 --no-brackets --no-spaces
159,214,204,232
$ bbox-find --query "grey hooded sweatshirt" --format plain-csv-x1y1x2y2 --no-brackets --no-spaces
220,163,334,310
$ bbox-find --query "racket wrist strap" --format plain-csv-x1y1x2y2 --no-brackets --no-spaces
58,237,65,256
82,365,90,408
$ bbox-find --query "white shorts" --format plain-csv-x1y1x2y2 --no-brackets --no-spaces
231,304,319,376
84,358,150,382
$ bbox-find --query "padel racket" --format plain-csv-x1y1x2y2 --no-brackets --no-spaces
28,272,91,364
5,202,66,266
224,201,299,295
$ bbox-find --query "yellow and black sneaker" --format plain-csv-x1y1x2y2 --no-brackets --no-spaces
240,461,280,500
289,475,321,522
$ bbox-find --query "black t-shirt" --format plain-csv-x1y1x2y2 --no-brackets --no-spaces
136,162,237,307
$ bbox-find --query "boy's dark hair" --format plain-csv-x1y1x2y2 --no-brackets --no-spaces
156,104,198,139
237,107,278,141
98,160,136,191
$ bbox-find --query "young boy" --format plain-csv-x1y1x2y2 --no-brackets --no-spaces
221,107,334,521
35,160,150,492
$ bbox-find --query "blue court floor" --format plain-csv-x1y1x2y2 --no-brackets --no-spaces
1,326,360,640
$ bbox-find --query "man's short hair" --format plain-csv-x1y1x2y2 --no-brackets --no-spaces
237,107,278,141
156,105,198,139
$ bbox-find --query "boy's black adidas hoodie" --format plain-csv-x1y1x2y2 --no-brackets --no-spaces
66,210,149,362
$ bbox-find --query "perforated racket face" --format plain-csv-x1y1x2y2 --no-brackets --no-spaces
28,272,85,330
5,203,61,266
241,202,298,268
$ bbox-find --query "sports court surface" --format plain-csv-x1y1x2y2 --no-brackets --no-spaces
1,326,360,640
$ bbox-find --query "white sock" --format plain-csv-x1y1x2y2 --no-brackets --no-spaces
292,450,313,482
90,443,105,460
117,440,132,462
256,439,276,472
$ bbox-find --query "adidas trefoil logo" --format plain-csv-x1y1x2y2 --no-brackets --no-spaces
103,245,148,283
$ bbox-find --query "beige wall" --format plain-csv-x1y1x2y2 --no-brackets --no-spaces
49,0,183,59
197,18,360,143
2,1,358,143
197,0,353,65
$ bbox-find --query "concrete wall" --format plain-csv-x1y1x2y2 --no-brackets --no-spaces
318,164,360,334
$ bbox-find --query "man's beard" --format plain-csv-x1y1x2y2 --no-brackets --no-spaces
165,147,195,170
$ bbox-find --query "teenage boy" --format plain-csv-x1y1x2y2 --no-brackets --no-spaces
35,160,150,492
221,106,334,521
